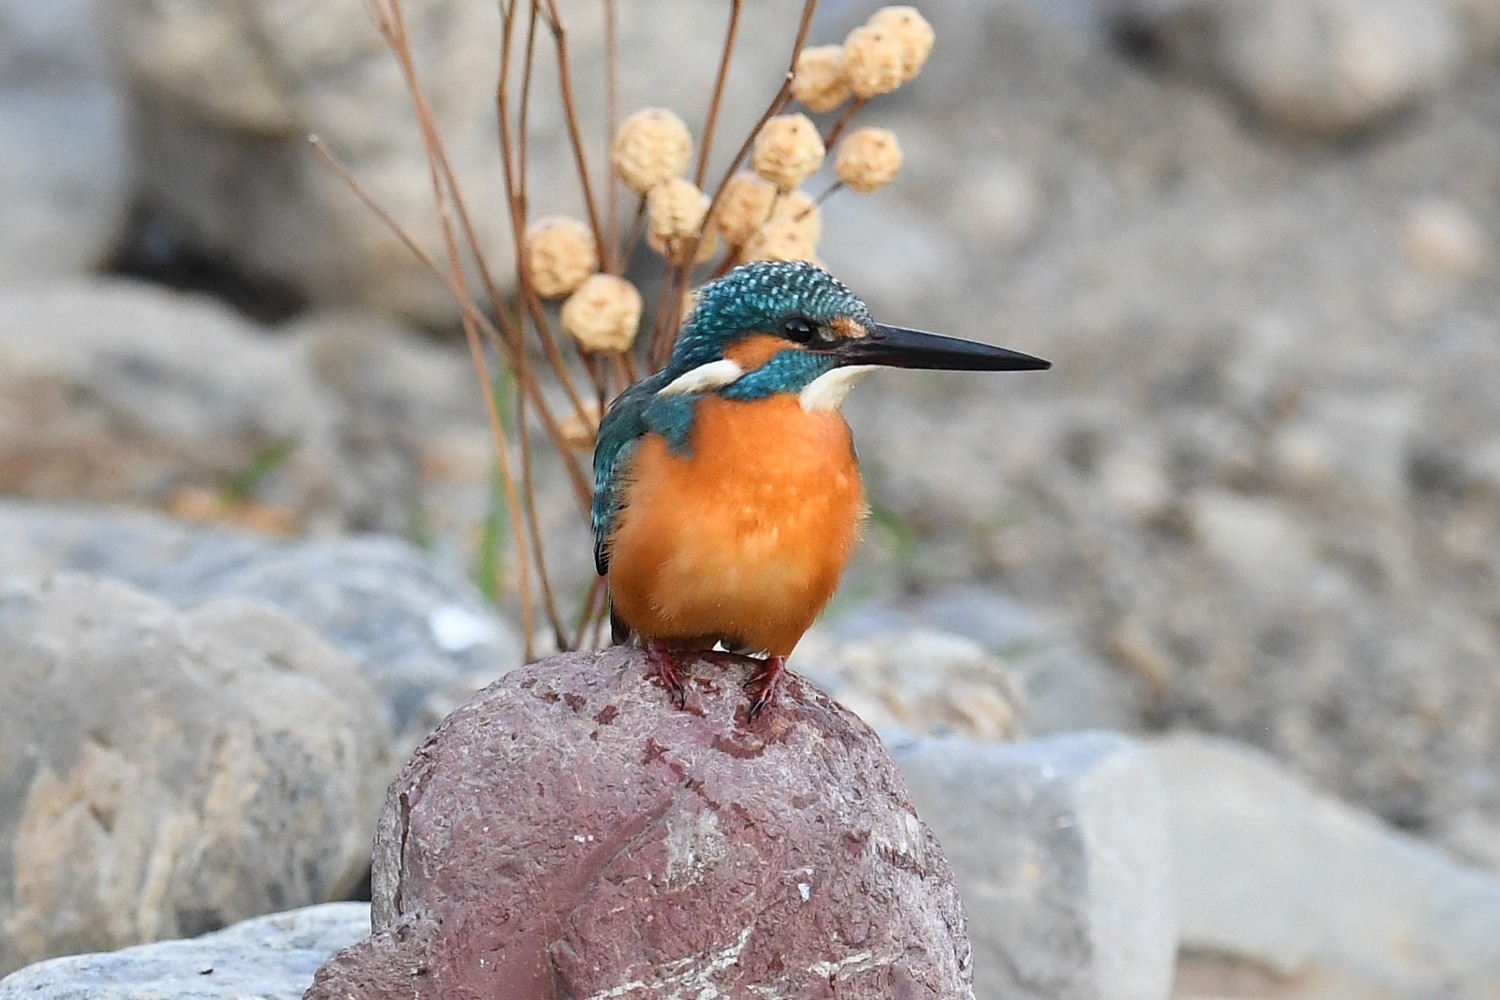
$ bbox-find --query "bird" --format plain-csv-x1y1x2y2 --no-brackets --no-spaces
592,260,1048,719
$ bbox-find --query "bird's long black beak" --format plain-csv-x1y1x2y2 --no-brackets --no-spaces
833,324,1050,371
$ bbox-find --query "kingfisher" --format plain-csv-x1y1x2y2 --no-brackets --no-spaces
592,260,1048,719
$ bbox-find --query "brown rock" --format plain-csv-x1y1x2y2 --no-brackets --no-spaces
307,648,973,999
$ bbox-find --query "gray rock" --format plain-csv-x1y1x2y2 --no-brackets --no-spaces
1103,0,1465,135
0,281,351,527
100,0,507,325
797,626,1029,741
889,732,1176,1000
0,500,522,760
286,309,491,544
1149,733,1500,998
99,1,806,323
0,0,130,282
0,904,369,1000
0,576,387,974
815,587,1140,736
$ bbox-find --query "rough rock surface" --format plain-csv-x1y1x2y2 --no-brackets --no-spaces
892,733,1176,1000
806,585,1140,738
0,0,129,282
1093,0,1464,136
821,0,1500,870
1150,733,1500,999
307,648,974,999
99,0,506,324
0,500,522,761
0,575,388,975
0,904,369,1000
0,281,351,527
97,1,808,323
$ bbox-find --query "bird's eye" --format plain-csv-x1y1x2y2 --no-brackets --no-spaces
780,316,818,343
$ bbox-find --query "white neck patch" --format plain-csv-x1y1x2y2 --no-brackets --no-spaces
659,359,745,397
799,364,878,412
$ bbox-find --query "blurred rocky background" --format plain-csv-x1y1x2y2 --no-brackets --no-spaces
2,0,1499,998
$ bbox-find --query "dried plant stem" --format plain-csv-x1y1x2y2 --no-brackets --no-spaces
540,0,608,262
603,0,620,264
496,3,595,427
573,573,607,650
649,0,821,369
353,0,544,652
614,197,648,276
823,97,866,147
694,0,744,190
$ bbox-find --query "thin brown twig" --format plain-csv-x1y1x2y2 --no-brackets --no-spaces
497,2,595,430
360,0,540,652
572,569,607,650
614,197,648,276
823,96,866,148
603,0,620,267
539,0,608,261
694,0,744,190
312,134,589,514
650,0,821,368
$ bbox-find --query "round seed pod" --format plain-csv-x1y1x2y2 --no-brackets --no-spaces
524,216,598,298
647,178,715,265
647,178,708,241
768,189,822,245
752,114,826,192
791,45,851,114
711,172,778,247
744,217,818,264
649,227,719,266
561,275,643,354
843,24,905,99
835,127,903,193
559,403,602,451
612,108,693,194
868,6,934,83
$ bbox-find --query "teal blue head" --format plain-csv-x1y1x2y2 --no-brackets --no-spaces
661,261,1049,410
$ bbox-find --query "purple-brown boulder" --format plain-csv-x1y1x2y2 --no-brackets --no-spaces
306,647,973,999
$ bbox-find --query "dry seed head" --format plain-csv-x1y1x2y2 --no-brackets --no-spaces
843,24,906,99
647,178,708,241
836,127,904,193
712,172,778,246
752,114,826,192
612,108,693,194
560,403,602,451
561,274,642,353
868,6,934,83
647,178,715,264
769,189,822,245
745,216,818,264
649,226,719,265
524,216,597,298
791,45,851,114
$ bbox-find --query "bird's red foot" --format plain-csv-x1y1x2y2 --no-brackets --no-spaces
645,638,687,709
744,655,787,722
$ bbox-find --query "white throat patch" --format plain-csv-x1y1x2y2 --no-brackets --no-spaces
659,359,745,397
799,364,878,412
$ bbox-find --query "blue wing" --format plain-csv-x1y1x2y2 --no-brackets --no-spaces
591,369,703,577
592,371,664,576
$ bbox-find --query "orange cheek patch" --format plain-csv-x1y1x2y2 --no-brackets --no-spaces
724,333,794,372
830,317,868,340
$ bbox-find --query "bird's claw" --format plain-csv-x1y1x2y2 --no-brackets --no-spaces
743,655,787,722
645,639,688,709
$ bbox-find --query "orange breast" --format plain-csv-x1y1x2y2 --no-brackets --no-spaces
606,393,867,657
